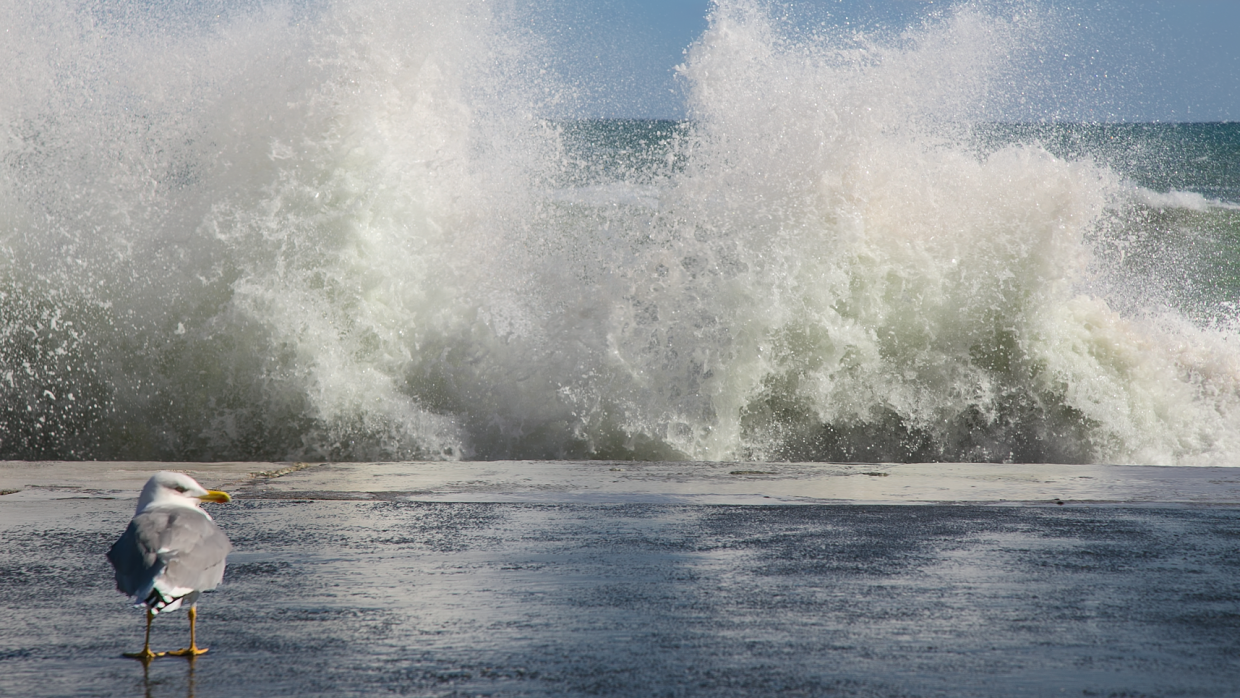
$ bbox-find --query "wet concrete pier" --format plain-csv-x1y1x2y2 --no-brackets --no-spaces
3,461,1239,697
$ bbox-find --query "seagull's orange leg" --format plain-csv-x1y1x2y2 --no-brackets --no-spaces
123,608,166,661
166,606,209,657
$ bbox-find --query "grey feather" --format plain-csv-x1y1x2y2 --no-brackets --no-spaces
107,506,232,610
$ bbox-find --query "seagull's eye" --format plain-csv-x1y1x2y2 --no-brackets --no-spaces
175,486,188,493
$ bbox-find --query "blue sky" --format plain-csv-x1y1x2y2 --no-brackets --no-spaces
533,0,1240,121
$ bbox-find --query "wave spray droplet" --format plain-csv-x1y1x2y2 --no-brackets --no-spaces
3,0,1239,465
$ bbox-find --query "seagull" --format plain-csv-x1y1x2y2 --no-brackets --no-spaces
107,471,233,661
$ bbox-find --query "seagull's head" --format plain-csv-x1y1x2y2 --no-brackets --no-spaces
136,471,232,514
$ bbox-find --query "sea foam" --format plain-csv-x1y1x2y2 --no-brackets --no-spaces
2,0,1238,465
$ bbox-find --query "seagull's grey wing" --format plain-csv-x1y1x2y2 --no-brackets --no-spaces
154,509,232,594
107,516,162,598
107,508,232,603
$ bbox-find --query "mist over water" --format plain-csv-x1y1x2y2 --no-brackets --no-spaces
3,0,1239,465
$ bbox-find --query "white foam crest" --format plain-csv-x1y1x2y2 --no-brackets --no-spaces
1032,300,1240,466
581,0,1240,465
206,0,577,459
1132,187,1240,212
1,0,572,459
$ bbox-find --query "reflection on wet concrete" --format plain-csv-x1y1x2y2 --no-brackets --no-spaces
138,656,196,698
2,498,1239,696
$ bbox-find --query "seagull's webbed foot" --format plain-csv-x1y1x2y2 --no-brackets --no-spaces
166,606,209,658
123,609,166,661
123,647,167,662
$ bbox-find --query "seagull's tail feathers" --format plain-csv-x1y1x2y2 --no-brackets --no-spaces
135,584,202,615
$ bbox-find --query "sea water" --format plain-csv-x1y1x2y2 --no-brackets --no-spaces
3,0,1239,465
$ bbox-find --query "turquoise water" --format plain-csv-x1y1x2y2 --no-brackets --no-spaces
3,1,1240,465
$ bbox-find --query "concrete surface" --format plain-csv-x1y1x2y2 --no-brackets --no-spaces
2,461,1239,697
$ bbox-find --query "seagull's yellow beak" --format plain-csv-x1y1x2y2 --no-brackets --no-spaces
197,490,232,503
